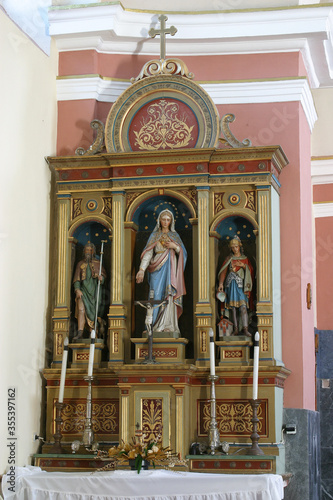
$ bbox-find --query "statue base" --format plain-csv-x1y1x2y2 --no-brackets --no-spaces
216,337,252,366
131,337,188,364
69,340,104,369
143,330,179,339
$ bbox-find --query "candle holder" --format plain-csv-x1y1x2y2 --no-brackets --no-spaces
207,374,221,455
82,375,96,448
50,401,67,454
247,399,265,456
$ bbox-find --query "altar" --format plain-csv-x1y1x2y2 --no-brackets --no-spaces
40,13,291,479
2,467,284,500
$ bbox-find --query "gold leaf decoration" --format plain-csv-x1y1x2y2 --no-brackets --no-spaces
134,100,194,151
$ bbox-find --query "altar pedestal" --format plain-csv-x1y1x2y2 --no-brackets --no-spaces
131,338,189,363
33,453,115,472
188,454,276,474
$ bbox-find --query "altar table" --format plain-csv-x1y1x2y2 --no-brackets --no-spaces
2,466,284,500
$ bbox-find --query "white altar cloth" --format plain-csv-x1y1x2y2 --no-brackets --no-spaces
2,466,284,500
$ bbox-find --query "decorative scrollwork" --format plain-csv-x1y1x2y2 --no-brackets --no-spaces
199,400,265,436
75,119,105,156
219,114,252,149
134,99,194,150
131,58,194,83
142,398,163,443
60,400,119,434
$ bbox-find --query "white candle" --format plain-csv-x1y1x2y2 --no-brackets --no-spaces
87,330,96,377
59,337,69,403
252,331,260,400
209,329,215,377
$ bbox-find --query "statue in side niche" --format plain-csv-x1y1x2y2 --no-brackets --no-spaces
217,235,253,337
72,242,106,341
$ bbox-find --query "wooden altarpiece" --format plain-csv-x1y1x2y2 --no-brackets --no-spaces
40,44,290,474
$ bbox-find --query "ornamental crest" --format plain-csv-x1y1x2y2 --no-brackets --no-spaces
133,99,194,151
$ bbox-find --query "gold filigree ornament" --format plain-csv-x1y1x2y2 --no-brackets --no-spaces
131,58,194,83
134,100,194,151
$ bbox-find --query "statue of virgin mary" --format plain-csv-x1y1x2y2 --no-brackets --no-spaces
136,209,187,334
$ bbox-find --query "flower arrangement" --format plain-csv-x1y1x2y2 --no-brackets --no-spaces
97,433,188,473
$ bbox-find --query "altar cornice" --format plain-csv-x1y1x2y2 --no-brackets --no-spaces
49,3,333,88
46,145,287,195
46,145,288,170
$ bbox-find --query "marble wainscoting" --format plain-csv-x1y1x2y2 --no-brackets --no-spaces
283,408,321,500
316,329,333,500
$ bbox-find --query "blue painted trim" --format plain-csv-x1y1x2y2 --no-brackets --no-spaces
272,174,281,187
212,172,268,178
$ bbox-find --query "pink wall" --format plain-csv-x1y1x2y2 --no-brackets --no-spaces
313,184,333,203
315,217,333,330
59,51,306,81
57,100,110,156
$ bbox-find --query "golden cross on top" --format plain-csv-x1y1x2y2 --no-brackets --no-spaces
148,14,177,61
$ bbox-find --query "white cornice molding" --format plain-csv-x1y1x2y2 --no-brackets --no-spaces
56,76,317,130
57,76,129,101
313,202,333,218
48,4,333,87
311,158,333,185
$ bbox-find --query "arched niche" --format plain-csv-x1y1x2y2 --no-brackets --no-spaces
131,194,194,357
69,220,112,346
213,214,258,336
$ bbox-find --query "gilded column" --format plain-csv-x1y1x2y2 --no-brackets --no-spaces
52,194,71,366
195,187,212,366
257,187,274,363
119,385,131,443
108,191,126,365
174,385,186,459
124,221,138,363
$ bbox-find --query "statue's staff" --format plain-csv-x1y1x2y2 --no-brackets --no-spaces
94,240,107,334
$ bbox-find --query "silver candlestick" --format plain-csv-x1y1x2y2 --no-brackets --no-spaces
71,375,98,452
208,374,221,454
206,374,229,455
82,375,94,446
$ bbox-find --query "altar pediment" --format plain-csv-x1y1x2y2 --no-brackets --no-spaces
105,71,220,153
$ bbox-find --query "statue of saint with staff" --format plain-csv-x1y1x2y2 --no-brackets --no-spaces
72,241,107,342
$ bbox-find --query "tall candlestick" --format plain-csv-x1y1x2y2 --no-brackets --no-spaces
58,337,68,403
252,331,260,400
87,330,96,377
209,329,215,377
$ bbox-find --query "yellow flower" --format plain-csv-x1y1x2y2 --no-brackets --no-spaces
108,447,119,457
